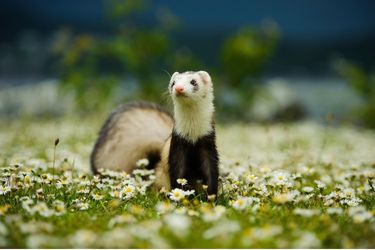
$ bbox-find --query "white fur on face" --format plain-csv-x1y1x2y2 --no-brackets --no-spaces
169,71,215,143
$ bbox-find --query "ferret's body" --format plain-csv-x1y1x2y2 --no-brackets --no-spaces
90,102,174,174
155,130,218,194
91,71,219,195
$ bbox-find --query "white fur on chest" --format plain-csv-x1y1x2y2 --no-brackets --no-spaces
174,100,214,143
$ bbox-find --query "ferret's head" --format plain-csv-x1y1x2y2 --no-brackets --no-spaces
169,71,213,104
169,71,215,141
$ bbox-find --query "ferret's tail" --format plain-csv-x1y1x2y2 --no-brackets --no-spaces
90,101,174,174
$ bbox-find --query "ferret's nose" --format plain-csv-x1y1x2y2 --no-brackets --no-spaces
175,86,184,94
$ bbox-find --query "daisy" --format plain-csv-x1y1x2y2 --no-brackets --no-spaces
109,190,121,199
33,202,54,217
232,197,248,210
169,188,186,202
201,205,226,222
0,185,11,195
314,180,326,189
184,189,195,196
302,186,314,193
177,178,188,186
270,171,293,187
164,213,191,237
136,158,149,168
121,185,136,199
108,214,136,228
245,174,258,184
326,207,343,215
76,202,89,211
208,194,216,201
77,187,90,194
156,202,175,214
91,193,104,201
272,193,289,204
53,200,66,216
293,208,320,217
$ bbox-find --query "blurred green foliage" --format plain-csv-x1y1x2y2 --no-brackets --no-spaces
216,23,279,121
52,0,202,111
53,0,279,120
334,59,375,128
220,24,279,86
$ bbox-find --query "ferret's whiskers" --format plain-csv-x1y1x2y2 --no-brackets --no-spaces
161,90,172,105
162,69,171,78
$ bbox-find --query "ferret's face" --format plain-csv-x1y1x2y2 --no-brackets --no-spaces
169,71,213,103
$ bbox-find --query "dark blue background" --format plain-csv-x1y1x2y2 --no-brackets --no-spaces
1,0,374,74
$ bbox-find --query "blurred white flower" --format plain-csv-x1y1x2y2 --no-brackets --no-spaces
98,228,134,248
254,183,271,196
19,221,54,234
0,222,8,235
109,190,121,198
340,197,362,207
187,209,200,217
91,193,104,201
26,234,60,248
108,214,136,228
177,178,187,186
293,208,320,217
184,189,195,196
326,207,343,215
136,158,149,168
69,229,96,248
314,180,326,189
0,185,11,195
270,171,293,187
208,194,216,201
301,166,315,175
231,197,249,210
133,169,154,176
203,219,240,239
175,207,187,214
251,225,283,240
244,173,258,184
201,205,226,222
273,190,300,204
348,206,373,223
302,186,314,193
53,200,66,216
164,213,191,238
32,202,54,217
121,185,136,199
156,202,175,214
339,188,356,199
77,186,90,194
76,202,89,211
293,231,321,248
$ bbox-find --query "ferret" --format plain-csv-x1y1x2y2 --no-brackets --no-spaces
90,71,219,195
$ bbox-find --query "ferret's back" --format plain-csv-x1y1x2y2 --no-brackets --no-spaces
91,102,174,174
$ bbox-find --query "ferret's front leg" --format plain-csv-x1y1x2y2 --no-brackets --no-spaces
168,139,188,190
201,146,219,196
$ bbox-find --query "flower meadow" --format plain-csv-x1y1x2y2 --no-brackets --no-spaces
0,117,375,248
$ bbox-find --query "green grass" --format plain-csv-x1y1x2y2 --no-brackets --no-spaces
0,117,375,248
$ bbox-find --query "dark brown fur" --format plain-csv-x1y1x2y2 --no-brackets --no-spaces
168,130,219,195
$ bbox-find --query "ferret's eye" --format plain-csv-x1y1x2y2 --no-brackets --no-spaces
171,81,175,88
190,79,197,86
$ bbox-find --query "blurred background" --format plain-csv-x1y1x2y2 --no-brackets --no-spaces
0,0,374,128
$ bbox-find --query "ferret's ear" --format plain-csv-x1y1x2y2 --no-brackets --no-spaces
198,71,211,84
171,72,179,80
